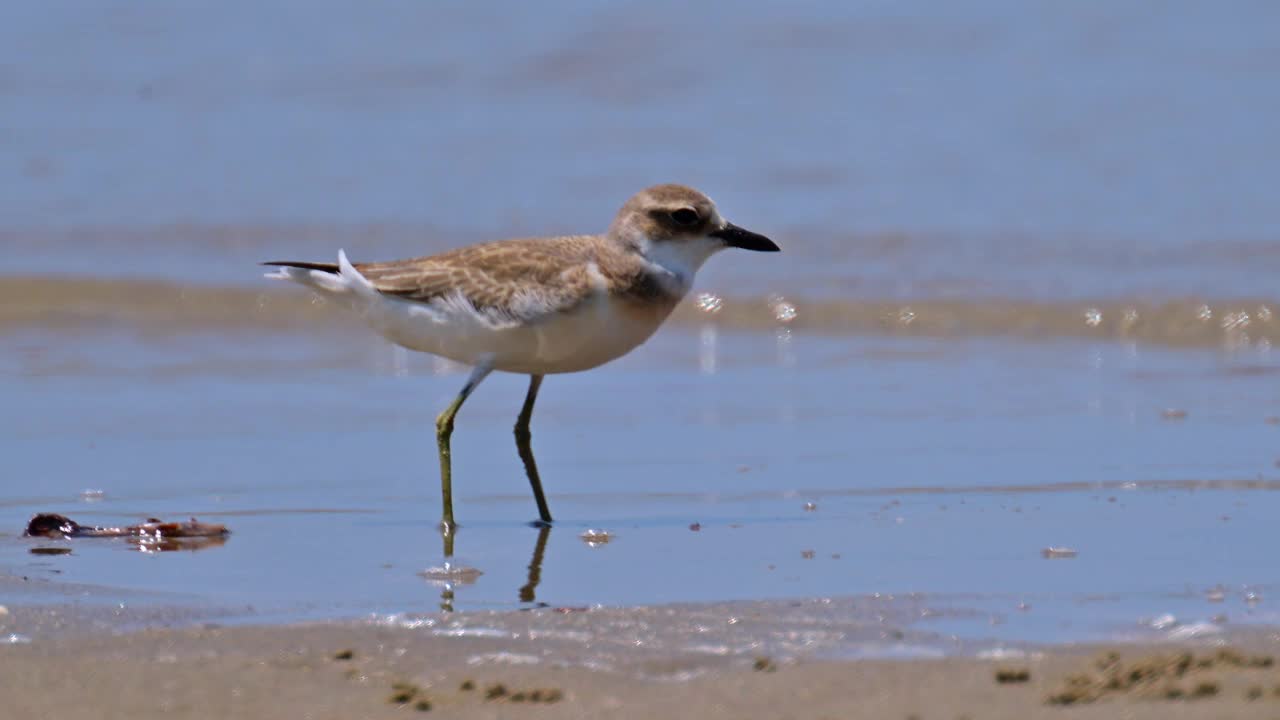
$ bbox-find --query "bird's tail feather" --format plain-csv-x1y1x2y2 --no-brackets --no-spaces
263,249,374,298
261,260,339,273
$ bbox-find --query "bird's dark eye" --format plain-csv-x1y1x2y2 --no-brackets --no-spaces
670,208,700,226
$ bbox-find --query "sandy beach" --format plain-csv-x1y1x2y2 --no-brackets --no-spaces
5,612,1280,719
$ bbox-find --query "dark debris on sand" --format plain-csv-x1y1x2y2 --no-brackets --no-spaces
1045,649,1275,705
994,667,1030,684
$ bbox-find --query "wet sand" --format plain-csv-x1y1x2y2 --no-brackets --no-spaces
4,274,1279,349
4,616,1280,719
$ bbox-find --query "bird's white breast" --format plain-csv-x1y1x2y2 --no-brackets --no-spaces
364,287,676,375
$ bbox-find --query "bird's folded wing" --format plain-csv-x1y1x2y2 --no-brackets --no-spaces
356,237,599,324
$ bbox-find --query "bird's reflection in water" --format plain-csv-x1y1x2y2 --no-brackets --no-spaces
518,524,551,606
423,524,552,612
131,535,229,553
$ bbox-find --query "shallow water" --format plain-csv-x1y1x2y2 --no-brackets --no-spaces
3,325,1279,652
3,0,1280,658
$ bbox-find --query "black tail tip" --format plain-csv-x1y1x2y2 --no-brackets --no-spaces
260,261,340,273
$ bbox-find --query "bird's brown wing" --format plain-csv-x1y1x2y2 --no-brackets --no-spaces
355,236,602,322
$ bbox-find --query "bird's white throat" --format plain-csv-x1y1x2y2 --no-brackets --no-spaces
636,235,724,296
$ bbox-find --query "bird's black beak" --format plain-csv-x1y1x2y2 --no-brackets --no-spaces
711,222,780,252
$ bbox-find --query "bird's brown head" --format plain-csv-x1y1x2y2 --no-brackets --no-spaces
608,184,779,276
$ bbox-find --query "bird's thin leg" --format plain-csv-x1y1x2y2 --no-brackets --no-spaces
514,374,553,525
436,362,494,532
